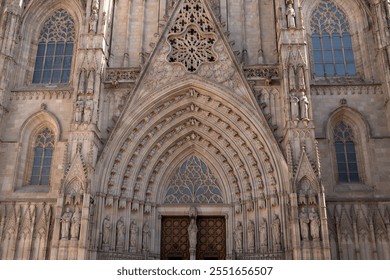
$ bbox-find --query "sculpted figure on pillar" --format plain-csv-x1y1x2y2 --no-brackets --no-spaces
89,0,99,33
60,208,72,240
83,95,94,124
102,216,111,245
299,93,309,120
309,208,320,240
259,218,268,247
248,220,255,253
116,217,125,249
299,208,309,240
272,215,281,246
74,95,84,123
290,93,299,121
142,222,151,251
71,207,81,239
234,221,243,253
286,3,296,28
130,221,138,248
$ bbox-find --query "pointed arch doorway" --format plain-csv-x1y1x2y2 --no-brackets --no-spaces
159,155,227,260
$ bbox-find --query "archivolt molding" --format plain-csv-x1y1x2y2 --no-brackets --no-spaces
99,88,287,209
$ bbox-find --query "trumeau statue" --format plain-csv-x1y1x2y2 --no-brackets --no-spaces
188,218,198,250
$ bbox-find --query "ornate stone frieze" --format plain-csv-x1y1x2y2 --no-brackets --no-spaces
243,65,280,81
105,68,140,83
311,84,383,96
10,90,72,101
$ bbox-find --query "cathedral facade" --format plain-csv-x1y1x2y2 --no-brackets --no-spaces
0,0,390,260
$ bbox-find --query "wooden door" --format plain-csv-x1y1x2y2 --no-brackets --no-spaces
161,216,226,260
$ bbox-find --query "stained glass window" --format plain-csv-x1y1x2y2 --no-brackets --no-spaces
310,0,356,77
30,128,55,185
164,155,223,204
32,9,75,84
333,122,359,183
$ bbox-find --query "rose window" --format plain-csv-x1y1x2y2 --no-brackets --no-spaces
168,25,217,72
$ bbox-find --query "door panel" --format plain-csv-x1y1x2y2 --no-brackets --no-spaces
161,216,226,260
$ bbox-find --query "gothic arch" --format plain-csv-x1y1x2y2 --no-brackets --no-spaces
96,83,289,201
15,1,82,87
325,106,371,141
325,106,372,186
302,0,373,79
13,110,61,192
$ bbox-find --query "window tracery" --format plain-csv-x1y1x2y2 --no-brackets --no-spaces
333,121,359,183
167,0,217,72
310,0,356,77
30,128,55,185
164,155,223,204
32,9,75,84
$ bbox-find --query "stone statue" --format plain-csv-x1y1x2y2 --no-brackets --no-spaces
288,64,296,91
300,94,309,120
188,218,198,249
298,65,306,91
234,221,243,252
89,10,98,33
89,0,99,33
286,3,296,28
116,217,125,248
74,95,84,123
142,222,151,251
272,215,281,246
309,208,320,240
71,207,81,239
248,220,255,252
102,216,111,245
78,69,86,95
87,70,95,95
60,208,72,240
299,208,309,240
83,95,94,123
259,218,268,247
130,221,138,248
290,93,299,121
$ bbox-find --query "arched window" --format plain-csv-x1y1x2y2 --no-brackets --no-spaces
310,0,356,77
30,128,55,185
333,121,359,183
164,155,223,204
32,9,75,84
